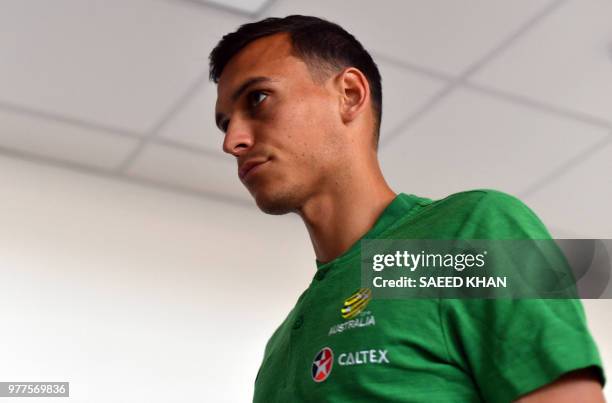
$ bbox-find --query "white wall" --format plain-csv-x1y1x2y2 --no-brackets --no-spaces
0,155,313,402
0,154,609,402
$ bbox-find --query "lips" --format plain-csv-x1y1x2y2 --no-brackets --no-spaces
238,159,268,180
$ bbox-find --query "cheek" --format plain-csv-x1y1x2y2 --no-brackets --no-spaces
273,95,341,170
283,89,337,129
272,102,315,151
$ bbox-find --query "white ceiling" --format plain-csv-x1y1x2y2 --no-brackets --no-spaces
0,0,611,236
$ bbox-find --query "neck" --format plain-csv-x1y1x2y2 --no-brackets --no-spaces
297,161,396,264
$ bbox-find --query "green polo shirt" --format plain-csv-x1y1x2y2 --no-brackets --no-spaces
253,189,606,402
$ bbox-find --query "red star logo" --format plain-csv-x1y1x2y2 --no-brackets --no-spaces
312,347,334,382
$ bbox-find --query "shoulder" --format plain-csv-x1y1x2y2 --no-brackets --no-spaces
424,188,551,239
411,188,521,217
435,188,525,208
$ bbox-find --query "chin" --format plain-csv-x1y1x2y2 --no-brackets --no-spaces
252,185,301,215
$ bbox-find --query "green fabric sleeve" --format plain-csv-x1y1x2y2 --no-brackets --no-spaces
439,189,606,402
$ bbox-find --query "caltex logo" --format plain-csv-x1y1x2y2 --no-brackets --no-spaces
311,347,334,382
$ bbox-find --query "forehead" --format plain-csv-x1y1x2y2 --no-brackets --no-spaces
215,33,309,107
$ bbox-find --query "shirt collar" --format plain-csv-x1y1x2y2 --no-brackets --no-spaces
315,193,422,270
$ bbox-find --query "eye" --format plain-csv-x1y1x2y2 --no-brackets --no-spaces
221,120,229,133
248,90,268,107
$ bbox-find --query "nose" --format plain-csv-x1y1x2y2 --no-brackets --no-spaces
222,117,254,157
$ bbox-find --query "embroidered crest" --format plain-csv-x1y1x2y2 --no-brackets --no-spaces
341,288,371,319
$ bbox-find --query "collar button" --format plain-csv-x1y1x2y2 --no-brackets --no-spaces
292,314,304,329
315,269,328,281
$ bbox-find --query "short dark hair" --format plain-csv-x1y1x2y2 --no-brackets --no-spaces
208,15,383,148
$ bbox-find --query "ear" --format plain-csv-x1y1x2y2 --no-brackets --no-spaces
336,67,370,125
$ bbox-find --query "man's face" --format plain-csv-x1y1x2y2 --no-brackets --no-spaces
215,33,344,214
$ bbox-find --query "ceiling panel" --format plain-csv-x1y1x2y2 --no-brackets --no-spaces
157,80,222,151
264,0,554,75
202,0,271,14
125,143,252,202
471,0,612,124
379,86,610,201
0,109,138,169
0,0,244,133
377,60,447,139
521,137,612,238
0,0,608,212
157,58,446,150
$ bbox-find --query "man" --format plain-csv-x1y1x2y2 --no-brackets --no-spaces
209,15,606,402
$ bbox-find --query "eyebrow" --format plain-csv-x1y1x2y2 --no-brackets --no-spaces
215,76,278,131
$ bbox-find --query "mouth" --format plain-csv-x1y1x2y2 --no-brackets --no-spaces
239,159,269,181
